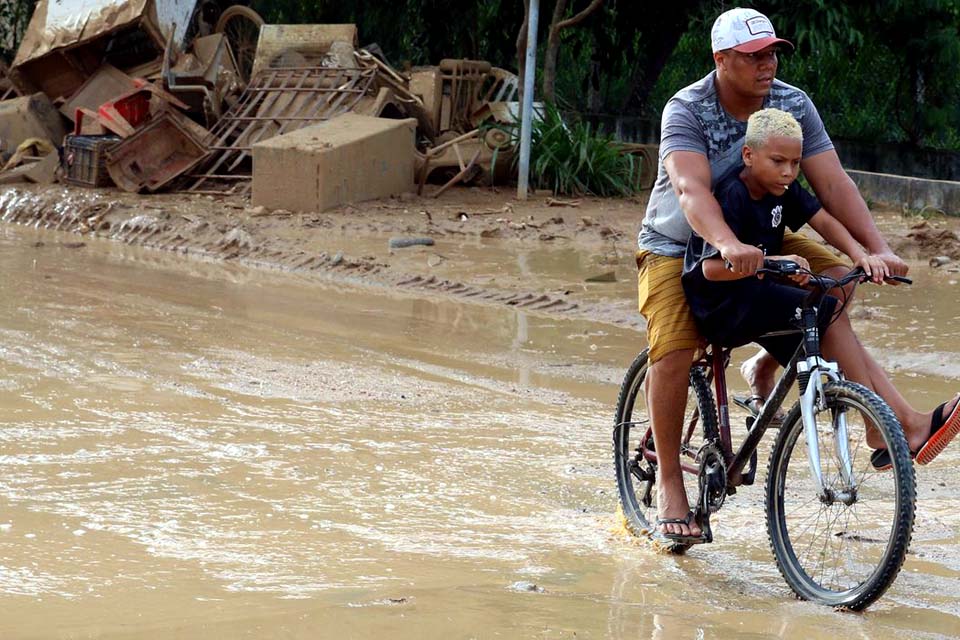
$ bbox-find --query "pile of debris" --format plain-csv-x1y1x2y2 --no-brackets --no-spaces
0,0,523,212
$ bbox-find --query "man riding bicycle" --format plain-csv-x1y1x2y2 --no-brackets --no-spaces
637,7,960,543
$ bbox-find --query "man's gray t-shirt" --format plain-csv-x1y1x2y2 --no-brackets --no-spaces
638,71,834,257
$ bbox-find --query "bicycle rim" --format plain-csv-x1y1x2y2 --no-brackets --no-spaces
765,381,915,610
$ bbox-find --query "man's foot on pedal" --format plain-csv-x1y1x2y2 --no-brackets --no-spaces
655,474,702,539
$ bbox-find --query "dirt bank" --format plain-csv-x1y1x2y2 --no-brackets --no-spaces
2,185,959,329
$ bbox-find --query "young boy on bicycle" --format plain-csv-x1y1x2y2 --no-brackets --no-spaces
682,107,960,470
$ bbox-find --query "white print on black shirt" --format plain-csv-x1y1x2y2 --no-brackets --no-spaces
771,205,783,228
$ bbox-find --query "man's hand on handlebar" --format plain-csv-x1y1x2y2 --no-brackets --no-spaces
719,240,765,276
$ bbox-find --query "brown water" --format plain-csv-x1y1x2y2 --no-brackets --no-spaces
1,224,959,639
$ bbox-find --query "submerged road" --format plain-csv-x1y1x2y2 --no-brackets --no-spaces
1,224,959,638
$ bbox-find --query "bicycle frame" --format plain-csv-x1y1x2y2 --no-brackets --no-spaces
637,265,900,501
639,343,854,498
639,345,798,484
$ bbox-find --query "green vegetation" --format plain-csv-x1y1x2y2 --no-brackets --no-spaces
0,0,35,60
525,103,638,197
2,0,958,152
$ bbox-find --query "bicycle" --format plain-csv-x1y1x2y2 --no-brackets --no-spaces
613,261,916,610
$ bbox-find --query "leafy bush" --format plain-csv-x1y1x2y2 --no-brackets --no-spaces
523,103,638,197
0,0,35,60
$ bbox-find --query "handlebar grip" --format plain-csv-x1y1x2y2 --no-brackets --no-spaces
886,275,912,285
762,258,801,275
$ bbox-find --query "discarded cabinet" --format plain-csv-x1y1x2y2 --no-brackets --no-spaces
251,113,416,212
106,112,207,192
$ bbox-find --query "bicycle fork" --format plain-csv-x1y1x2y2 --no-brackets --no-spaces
798,355,857,505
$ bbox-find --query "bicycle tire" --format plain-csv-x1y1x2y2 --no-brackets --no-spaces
765,380,915,610
614,349,718,542
214,5,265,83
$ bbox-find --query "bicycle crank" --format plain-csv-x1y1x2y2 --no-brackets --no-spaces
697,441,728,513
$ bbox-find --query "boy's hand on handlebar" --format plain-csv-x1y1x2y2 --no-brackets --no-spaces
771,254,810,285
855,254,890,284
872,251,909,282
719,241,765,276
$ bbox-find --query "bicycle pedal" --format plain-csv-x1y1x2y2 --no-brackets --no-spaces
641,478,654,509
741,450,759,486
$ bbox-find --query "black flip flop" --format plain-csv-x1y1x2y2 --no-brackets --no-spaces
653,511,710,546
869,447,913,472
733,394,784,427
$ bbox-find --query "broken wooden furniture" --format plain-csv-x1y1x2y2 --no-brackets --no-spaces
162,31,242,126
9,0,197,101
0,61,18,101
438,59,492,134
416,126,513,196
106,111,207,192
0,93,67,154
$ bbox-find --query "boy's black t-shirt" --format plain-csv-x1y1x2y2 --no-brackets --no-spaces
681,166,823,357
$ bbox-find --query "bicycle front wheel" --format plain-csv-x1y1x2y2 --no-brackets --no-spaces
765,381,915,610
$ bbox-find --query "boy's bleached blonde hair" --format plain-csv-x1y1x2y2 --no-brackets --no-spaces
745,108,803,148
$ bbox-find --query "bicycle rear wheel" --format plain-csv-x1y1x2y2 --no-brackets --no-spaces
614,350,716,543
765,381,915,610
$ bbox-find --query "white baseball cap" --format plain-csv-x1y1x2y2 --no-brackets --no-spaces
711,8,794,54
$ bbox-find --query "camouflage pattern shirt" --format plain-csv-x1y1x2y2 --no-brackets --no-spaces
638,71,834,257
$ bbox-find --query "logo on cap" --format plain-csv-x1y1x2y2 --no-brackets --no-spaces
745,15,774,37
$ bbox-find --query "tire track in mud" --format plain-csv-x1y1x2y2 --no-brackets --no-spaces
0,188,642,330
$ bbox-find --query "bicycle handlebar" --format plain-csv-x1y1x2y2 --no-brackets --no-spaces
757,259,913,287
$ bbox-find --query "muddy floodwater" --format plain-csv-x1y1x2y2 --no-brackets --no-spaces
1,223,960,639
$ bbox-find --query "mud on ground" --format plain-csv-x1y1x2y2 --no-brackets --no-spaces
1,184,959,327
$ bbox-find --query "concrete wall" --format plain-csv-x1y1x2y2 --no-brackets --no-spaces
847,170,960,217
574,122,960,216
581,113,960,182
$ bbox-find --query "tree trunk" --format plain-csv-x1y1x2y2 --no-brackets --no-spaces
617,3,694,113
516,0,530,102
542,0,603,104
541,0,569,104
